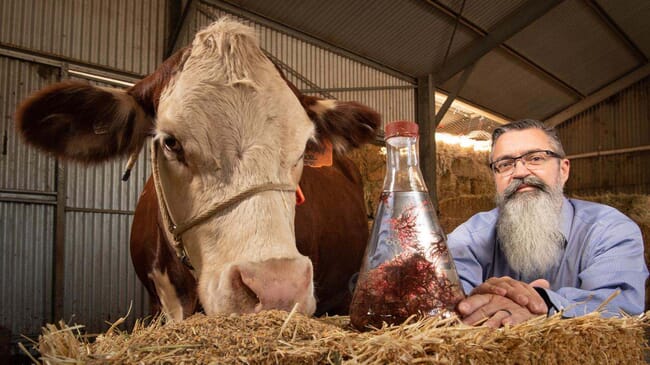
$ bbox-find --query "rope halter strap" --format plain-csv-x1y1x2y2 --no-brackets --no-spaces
151,142,296,271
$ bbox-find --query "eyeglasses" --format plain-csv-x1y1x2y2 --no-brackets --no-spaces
490,150,562,175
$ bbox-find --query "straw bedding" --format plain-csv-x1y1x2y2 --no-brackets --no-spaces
33,309,649,364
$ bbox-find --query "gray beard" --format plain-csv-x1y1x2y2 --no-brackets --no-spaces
496,176,565,279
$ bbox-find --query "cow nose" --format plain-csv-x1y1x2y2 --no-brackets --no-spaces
231,257,316,315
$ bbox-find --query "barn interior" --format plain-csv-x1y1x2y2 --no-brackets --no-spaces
0,0,649,362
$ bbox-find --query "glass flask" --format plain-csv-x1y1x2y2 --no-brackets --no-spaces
349,120,465,331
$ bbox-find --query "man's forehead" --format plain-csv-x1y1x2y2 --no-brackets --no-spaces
492,129,552,158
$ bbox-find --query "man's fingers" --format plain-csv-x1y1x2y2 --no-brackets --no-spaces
477,276,548,313
470,282,507,296
458,294,492,315
462,305,494,326
484,309,511,329
459,294,513,325
458,293,542,328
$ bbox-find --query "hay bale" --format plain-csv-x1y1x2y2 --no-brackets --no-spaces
438,194,495,233
348,142,494,220
33,310,649,364
569,194,650,240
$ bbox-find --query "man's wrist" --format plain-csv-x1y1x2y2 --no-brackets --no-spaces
533,286,556,315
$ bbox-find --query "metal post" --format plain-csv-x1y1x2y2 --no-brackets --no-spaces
52,65,68,322
417,74,438,210
53,161,66,321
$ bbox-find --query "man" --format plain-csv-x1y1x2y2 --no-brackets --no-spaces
447,119,647,328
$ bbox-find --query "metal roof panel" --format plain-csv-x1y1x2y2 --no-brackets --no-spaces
435,0,529,31
505,0,640,95
442,48,579,120
596,0,650,59
221,0,478,76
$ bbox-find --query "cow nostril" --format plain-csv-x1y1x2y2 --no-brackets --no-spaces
231,268,262,311
227,258,315,314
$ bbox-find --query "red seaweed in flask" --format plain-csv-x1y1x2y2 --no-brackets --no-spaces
349,120,465,331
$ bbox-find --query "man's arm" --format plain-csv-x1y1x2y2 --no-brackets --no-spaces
447,213,496,294
468,218,647,318
540,219,646,317
446,216,543,326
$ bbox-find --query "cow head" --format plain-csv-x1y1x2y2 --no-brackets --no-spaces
15,18,380,316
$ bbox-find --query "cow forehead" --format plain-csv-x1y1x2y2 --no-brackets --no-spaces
156,20,314,156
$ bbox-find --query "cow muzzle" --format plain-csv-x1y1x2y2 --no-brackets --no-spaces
206,257,316,315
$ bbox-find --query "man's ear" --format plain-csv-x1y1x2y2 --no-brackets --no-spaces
15,81,153,163
560,158,570,185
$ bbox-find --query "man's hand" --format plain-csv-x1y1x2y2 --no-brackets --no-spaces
469,276,549,314
457,293,539,328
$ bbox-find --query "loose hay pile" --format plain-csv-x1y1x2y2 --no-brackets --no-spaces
33,310,649,364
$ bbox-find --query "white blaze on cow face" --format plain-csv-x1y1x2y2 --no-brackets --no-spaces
148,268,184,322
154,19,316,315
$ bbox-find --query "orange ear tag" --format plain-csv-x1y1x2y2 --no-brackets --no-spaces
295,185,306,206
303,140,333,168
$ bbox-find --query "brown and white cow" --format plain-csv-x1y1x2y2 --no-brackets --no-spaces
15,18,380,320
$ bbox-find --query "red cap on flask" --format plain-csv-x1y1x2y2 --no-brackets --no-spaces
385,121,419,138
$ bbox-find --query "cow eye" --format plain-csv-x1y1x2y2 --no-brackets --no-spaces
162,136,182,153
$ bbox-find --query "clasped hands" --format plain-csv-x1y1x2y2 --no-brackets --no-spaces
457,276,549,328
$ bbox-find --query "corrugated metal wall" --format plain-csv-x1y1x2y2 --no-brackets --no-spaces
62,76,152,333
0,58,58,191
0,56,58,339
558,76,650,195
0,0,167,76
1,0,156,339
175,1,416,125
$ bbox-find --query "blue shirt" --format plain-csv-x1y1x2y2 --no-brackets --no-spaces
447,197,648,317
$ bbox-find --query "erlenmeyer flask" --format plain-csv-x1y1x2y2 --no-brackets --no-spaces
350,121,465,331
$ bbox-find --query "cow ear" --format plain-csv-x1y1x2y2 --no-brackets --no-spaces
270,60,380,151
305,98,381,152
15,81,153,163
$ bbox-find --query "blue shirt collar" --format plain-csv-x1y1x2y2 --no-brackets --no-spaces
560,196,574,243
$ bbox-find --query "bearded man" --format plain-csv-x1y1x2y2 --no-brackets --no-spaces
447,119,647,328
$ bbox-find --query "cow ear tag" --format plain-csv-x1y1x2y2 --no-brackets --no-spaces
295,185,306,206
304,140,333,167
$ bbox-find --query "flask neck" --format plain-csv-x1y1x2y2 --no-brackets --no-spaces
383,134,427,192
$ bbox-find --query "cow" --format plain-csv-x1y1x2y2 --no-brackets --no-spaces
15,18,380,320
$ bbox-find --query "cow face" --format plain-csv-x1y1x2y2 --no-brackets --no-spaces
15,18,380,317
151,20,318,315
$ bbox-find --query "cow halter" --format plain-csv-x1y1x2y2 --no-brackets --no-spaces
151,141,296,271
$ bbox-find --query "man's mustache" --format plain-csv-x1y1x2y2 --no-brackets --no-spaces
503,176,549,199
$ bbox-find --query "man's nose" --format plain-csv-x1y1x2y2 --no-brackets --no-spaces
511,159,532,178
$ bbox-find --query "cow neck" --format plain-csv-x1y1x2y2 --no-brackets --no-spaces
151,142,295,272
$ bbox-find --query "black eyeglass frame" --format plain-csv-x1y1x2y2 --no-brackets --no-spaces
489,149,563,174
